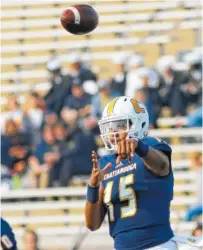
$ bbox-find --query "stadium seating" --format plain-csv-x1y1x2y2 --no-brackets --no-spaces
1,0,201,89
9,223,199,250
2,0,199,7
0,178,197,200
149,128,201,137
1,1,198,17
1,21,200,41
1,1,202,249
1,130,201,248
157,117,188,127
2,125,201,248
1,182,198,249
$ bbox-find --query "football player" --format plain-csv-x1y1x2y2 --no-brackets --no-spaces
85,96,177,250
1,218,18,250
85,96,202,250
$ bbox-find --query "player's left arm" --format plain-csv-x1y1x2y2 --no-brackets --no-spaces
116,139,170,177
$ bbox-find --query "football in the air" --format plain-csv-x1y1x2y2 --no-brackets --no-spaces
60,4,99,35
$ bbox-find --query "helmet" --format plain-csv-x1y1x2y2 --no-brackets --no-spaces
98,96,149,151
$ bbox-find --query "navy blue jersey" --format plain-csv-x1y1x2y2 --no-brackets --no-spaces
100,137,174,250
1,218,17,250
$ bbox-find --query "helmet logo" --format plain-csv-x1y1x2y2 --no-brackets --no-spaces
130,99,145,113
107,97,119,115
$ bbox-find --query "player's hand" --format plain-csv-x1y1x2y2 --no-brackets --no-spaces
116,139,138,164
89,151,112,187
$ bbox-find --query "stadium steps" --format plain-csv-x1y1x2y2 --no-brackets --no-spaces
1,1,201,86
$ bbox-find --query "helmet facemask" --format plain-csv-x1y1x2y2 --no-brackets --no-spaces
99,114,141,151
99,97,149,151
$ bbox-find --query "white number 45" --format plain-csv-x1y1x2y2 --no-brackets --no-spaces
104,174,137,221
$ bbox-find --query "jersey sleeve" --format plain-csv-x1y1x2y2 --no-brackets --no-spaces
1,218,18,250
143,137,172,153
143,137,173,176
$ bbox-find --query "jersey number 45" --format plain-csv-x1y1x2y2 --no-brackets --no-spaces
104,174,137,221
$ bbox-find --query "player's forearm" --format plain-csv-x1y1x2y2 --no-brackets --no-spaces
85,202,105,231
143,147,170,176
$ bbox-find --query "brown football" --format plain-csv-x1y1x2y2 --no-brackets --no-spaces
60,4,99,35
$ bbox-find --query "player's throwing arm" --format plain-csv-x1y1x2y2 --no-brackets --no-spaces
116,139,170,176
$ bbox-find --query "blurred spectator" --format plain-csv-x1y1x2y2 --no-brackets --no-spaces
67,53,97,85
184,51,202,105
24,92,44,128
157,55,196,116
61,82,92,126
125,54,144,97
192,223,202,236
125,54,159,98
45,58,72,114
49,125,98,187
1,95,24,133
91,80,118,119
1,120,30,169
53,122,79,156
135,68,161,128
1,165,12,191
43,111,58,127
83,116,99,136
111,53,128,96
29,125,59,188
24,92,44,146
185,51,202,83
11,159,30,189
23,229,41,250
33,124,59,165
1,133,12,170
185,152,202,221
187,107,202,127
83,80,99,96
54,122,67,143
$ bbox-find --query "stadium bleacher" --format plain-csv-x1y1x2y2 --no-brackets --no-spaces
1,0,201,87
2,127,202,249
1,0,202,249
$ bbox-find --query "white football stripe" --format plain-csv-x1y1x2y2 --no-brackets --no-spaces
67,7,80,25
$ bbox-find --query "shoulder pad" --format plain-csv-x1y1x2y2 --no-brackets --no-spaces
143,136,172,152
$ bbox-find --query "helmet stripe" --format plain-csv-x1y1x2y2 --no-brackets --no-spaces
131,99,145,113
107,97,119,115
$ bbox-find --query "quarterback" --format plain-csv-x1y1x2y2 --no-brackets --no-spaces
85,96,202,250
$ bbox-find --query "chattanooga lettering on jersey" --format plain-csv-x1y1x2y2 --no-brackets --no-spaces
104,164,136,180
